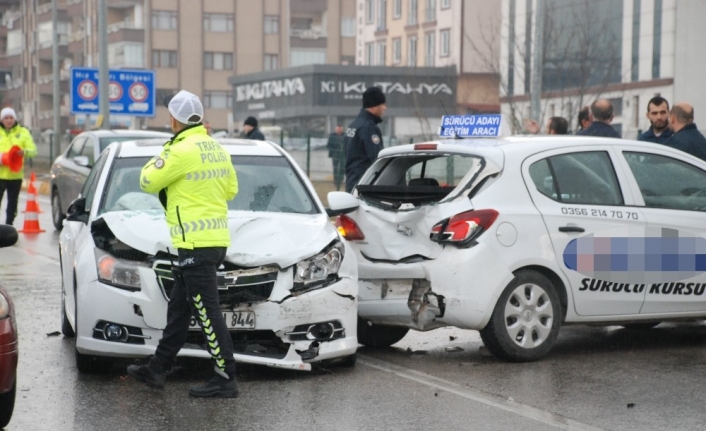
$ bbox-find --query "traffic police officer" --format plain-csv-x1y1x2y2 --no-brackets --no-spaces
345,86,387,193
127,90,240,398
0,107,37,225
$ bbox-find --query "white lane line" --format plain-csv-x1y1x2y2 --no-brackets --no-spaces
358,355,607,431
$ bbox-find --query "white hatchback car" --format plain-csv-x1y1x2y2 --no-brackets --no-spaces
60,138,358,372
329,136,706,362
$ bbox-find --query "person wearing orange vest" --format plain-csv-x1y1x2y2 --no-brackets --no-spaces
0,107,37,225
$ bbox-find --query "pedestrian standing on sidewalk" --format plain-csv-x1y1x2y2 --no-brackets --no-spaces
663,102,706,162
242,117,265,140
0,107,37,226
345,86,387,193
638,96,673,144
128,90,240,398
576,99,621,138
327,124,346,190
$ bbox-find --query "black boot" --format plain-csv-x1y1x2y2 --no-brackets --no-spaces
189,372,239,398
127,358,167,390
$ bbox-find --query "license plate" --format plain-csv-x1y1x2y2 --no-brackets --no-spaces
189,311,255,330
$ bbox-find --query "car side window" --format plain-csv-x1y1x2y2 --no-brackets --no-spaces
529,151,623,205
82,152,109,211
623,151,706,212
67,137,86,159
81,138,96,166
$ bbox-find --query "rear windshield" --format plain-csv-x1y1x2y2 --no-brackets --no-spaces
357,153,482,208
98,155,318,215
99,136,166,152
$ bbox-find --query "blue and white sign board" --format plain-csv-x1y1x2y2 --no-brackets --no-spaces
438,114,502,138
70,67,156,117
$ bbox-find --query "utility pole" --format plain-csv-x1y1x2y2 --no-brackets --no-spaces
52,0,60,159
98,0,109,129
530,0,544,122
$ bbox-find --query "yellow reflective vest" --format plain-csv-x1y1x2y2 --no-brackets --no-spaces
140,125,237,250
0,123,37,180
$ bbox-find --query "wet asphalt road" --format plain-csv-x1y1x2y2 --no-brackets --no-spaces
2,194,706,430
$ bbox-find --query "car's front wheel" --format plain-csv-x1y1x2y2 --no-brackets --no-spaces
480,270,562,362
0,374,16,429
357,317,410,348
51,189,65,231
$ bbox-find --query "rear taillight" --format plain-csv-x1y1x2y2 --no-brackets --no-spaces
430,209,498,246
335,215,365,241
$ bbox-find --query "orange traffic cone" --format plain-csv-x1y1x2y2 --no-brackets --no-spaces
25,172,42,213
18,183,45,233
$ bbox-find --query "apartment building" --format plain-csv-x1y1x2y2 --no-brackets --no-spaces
356,0,501,122
500,0,706,137
0,0,356,135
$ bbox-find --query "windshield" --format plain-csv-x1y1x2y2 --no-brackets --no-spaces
98,155,318,215
99,136,167,152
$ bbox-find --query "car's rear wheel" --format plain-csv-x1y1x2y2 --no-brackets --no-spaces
0,374,16,429
480,270,562,362
357,316,410,348
51,189,65,231
622,322,660,330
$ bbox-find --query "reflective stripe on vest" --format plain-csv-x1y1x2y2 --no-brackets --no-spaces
185,168,231,181
170,217,228,237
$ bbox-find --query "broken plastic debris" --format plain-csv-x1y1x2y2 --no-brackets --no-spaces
46,331,61,337
627,403,636,409
445,346,464,352
449,336,457,341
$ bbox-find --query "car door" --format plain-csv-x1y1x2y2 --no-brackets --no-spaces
523,147,648,316
58,136,88,212
616,146,706,314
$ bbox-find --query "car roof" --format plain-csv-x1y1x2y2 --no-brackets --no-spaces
80,130,172,138
113,138,284,158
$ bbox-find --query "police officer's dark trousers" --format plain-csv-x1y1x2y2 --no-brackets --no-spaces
154,247,236,378
0,179,22,225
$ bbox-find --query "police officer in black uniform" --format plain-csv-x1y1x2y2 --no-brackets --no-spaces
345,86,387,193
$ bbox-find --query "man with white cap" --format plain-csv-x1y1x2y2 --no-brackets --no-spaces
128,90,240,398
0,107,36,225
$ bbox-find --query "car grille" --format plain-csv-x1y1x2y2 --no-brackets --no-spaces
152,261,278,306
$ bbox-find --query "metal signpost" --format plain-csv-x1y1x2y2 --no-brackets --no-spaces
70,67,156,119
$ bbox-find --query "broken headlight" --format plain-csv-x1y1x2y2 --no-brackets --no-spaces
292,240,344,292
95,248,146,291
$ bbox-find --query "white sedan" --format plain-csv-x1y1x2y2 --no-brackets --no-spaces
60,138,358,372
328,136,706,362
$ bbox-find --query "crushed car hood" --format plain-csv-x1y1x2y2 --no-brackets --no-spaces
100,211,338,268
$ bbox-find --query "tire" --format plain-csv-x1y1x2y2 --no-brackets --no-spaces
480,270,562,362
51,190,65,231
622,322,660,330
0,374,16,429
357,316,410,348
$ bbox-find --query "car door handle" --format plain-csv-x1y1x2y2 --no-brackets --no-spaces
559,226,585,233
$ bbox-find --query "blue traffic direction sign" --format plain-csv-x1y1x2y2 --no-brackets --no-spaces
70,67,156,117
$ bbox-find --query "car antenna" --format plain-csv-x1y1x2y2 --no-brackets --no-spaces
439,100,461,140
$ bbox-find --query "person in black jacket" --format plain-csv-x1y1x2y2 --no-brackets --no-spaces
663,103,706,162
345,86,387,193
242,116,265,140
576,99,621,138
638,96,673,144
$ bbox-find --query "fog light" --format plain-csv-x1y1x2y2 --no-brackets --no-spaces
104,324,127,341
308,322,335,340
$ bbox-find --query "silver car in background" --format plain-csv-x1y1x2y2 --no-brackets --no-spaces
49,130,170,230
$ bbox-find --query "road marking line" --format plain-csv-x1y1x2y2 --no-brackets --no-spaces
358,355,607,431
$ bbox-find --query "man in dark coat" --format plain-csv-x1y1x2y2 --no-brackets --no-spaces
345,86,387,193
638,96,673,144
576,99,621,138
663,103,706,162
242,116,265,140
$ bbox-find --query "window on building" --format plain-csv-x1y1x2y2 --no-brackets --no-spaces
631,0,640,82
341,16,356,37
424,31,435,66
203,14,233,32
366,0,375,23
366,42,375,65
408,0,418,25
377,0,387,30
441,0,450,9
264,54,279,71
109,42,144,68
152,50,178,68
204,52,234,70
377,41,386,65
440,29,450,57
151,10,177,30
204,91,232,109
291,49,326,67
264,15,279,34
652,0,662,79
408,36,417,66
507,0,515,95
156,89,177,107
392,37,401,63
609,97,623,117
425,0,436,22
393,0,402,18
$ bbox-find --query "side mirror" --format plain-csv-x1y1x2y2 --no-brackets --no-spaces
326,192,359,217
66,197,89,224
73,156,90,167
0,225,18,248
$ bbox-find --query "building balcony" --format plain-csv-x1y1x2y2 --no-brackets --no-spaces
290,27,327,40
38,43,69,59
38,106,70,121
108,26,145,44
38,77,69,95
290,0,326,14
